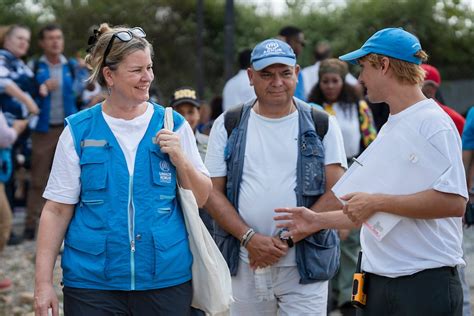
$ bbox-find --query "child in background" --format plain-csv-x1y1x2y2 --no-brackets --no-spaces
169,87,208,161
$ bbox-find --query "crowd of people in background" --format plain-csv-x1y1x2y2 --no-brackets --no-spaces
0,20,473,316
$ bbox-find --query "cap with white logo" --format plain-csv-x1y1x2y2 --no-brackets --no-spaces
251,39,296,71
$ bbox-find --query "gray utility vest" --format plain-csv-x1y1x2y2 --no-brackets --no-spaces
215,97,340,284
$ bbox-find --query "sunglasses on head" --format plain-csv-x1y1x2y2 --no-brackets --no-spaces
102,27,146,66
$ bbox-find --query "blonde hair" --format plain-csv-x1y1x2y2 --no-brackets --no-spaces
85,23,153,87
360,51,428,85
0,25,30,48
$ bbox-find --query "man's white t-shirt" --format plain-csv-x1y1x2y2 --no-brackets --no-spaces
205,107,347,266
361,98,468,277
43,102,209,205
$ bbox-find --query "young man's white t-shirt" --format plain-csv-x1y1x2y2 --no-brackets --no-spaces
43,102,209,204
205,107,347,267
360,98,468,277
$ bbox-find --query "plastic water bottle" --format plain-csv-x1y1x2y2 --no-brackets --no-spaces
254,267,273,301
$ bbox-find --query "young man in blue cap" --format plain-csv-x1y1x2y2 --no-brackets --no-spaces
274,27,467,315
205,38,347,314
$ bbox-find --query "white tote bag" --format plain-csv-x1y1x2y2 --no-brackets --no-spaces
164,107,233,315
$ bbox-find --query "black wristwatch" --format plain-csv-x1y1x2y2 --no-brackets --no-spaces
278,228,294,248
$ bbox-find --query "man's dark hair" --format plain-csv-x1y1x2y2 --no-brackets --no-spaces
38,23,62,40
278,26,302,39
238,49,252,69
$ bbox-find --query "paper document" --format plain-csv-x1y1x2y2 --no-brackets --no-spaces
332,120,451,240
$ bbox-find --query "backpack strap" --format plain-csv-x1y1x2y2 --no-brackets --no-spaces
311,107,329,139
67,59,76,80
224,104,244,138
32,58,76,80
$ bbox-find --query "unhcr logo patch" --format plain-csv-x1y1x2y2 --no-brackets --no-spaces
263,41,284,55
160,160,170,172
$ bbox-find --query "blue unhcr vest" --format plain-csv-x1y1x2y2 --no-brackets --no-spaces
216,97,340,284
33,59,78,132
62,103,192,290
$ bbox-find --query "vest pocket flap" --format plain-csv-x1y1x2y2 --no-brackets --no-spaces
304,229,338,249
152,229,186,251
149,147,166,159
65,230,107,255
79,149,108,165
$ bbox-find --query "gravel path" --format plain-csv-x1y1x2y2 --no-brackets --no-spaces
2,211,474,316
0,241,63,316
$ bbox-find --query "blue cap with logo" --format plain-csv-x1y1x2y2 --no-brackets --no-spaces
339,28,422,65
251,39,296,71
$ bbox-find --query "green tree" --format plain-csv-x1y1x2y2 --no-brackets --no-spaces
2,0,473,102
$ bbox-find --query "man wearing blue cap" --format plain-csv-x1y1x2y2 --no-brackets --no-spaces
205,38,347,314
275,27,466,315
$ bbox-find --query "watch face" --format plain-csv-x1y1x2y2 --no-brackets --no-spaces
278,228,294,248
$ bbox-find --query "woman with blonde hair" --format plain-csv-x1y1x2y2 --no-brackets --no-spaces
34,23,211,315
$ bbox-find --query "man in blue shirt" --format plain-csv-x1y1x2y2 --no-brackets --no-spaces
24,24,82,239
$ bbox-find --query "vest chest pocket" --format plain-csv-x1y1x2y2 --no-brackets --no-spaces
80,148,108,191
301,132,325,196
149,148,176,189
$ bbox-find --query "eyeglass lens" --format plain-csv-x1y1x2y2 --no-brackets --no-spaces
103,27,146,66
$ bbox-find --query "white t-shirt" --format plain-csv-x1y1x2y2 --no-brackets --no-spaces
43,102,209,205
331,102,361,158
222,70,256,111
361,98,468,277
301,62,359,99
205,107,347,266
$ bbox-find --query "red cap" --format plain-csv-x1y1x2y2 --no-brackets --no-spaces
421,64,441,86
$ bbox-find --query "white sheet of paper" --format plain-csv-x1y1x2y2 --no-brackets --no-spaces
332,120,451,241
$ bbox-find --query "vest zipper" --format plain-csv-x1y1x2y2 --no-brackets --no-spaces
128,175,136,290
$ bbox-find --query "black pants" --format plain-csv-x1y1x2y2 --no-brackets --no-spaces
357,266,463,316
63,281,204,316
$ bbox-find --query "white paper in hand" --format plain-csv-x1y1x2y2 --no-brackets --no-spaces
332,120,451,240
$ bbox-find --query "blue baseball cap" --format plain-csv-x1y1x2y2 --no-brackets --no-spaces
251,39,296,71
339,28,422,65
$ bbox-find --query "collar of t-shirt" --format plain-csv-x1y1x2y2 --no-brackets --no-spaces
387,98,434,124
39,54,68,66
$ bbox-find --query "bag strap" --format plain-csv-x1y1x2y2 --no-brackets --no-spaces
164,106,174,131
